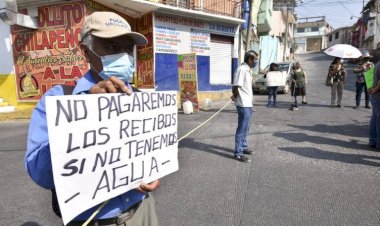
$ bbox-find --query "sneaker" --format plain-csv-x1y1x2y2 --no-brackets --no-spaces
365,105,371,109
290,106,299,111
336,105,343,108
353,105,359,109
243,149,253,155
234,155,251,163
302,101,308,104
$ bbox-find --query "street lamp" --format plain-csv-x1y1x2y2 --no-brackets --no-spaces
350,15,360,20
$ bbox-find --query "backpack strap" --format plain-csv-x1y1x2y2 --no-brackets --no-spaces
61,85,75,95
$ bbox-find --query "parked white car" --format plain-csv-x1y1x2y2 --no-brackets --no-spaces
252,61,298,94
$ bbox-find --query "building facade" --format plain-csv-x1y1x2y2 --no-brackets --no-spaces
294,16,332,53
0,0,246,115
361,0,380,50
326,26,353,48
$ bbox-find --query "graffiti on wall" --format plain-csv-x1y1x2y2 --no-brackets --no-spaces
136,13,154,88
12,3,87,101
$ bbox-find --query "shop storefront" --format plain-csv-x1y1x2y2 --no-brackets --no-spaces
0,0,242,117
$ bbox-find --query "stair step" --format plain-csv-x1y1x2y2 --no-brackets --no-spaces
0,106,15,113
0,102,8,107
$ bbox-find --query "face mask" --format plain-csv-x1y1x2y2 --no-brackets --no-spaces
252,60,259,68
340,59,344,63
90,50,134,82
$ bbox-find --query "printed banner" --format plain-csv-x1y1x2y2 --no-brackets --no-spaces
178,53,199,110
154,13,235,56
46,92,178,225
11,3,88,101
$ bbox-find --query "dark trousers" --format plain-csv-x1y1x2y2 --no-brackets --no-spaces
356,82,369,106
267,86,278,105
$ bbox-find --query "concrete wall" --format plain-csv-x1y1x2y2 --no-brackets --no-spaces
0,20,36,113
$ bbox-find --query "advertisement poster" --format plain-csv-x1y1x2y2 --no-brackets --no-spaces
178,53,199,111
154,13,235,56
136,13,154,88
11,3,88,101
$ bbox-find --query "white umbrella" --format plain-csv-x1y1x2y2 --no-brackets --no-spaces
324,44,362,58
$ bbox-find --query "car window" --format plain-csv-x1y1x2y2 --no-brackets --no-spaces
278,64,289,72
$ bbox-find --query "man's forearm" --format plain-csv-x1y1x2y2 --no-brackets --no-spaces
232,86,239,98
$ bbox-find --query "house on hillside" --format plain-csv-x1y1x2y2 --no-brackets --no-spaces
326,26,353,48
294,16,332,53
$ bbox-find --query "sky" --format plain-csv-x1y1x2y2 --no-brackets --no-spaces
295,0,371,29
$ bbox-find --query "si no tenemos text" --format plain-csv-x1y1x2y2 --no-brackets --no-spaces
46,91,179,225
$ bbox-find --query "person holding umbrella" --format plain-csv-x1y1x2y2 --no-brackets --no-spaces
328,57,346,108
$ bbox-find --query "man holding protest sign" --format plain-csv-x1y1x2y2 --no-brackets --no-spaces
232,50,259,163
25,11,162,226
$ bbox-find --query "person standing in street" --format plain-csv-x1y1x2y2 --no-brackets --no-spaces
328,57,346,108
25,11,160,226
353,52,373,109
290,62,307,111
231,50,259,163
265,62,279,107
368,61,380,149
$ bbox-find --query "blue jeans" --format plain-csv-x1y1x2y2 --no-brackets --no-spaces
355,82,369,106
369,97,380,147
235,106,253,156
267,86,278,106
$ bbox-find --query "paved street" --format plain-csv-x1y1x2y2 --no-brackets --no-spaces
0,53,379,226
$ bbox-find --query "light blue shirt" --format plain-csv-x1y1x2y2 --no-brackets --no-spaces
25,71,145,221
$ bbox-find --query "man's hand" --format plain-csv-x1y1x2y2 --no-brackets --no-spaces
89,76,132,94
369,87,378,95
135,180,160,193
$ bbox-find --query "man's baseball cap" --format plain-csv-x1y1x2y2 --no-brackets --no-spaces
80,11,147,45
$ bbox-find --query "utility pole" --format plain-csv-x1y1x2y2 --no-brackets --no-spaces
245,0,253,52
283,6,289,62
359,0,364,48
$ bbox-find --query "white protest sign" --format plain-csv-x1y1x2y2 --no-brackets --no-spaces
265,71,286,87
45,91,178,225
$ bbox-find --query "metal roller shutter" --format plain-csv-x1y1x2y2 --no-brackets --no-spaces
210,36,232,85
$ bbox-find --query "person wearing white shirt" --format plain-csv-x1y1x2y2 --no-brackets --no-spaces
231,50,259,163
